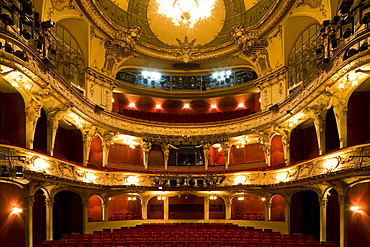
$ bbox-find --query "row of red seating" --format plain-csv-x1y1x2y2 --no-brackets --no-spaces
38,224,335,247
108,212,140,221
38,240,336,247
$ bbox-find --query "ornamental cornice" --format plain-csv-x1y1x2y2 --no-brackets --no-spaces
76,0,296,62
4,142,370,188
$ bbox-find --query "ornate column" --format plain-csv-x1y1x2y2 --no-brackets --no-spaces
25,99,42,149
320,198,328,242
204,197,210,221
141,198,148,220
203,144,212,171
163,197,169,221
281,131,291,166
45,197,54,240
82,199,89,233
284,199,291,234
141,142,152,170
46,108,70,156
102,132,115,167
326,88,347,148
25,196,34,247
265,200,271,221
305,106,326,155
339,195,349,247
82,127,96,166
225,200,231,220
221,142,230,170
103,198,110,222
25,87,51,149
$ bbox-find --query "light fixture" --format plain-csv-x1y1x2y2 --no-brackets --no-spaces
155,104,161,109
128,196,137,201
11,207,22,214
157,196,165,200
156,0,215,28
210,195,217,200
129,102,136,108
350,205,360,212
183,103,190,109
238,196,245,200
238,102,244,108
210,104,217,109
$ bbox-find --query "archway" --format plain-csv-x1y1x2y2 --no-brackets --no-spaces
290,119,319,164
270,135,285,167
209,196,225,219
147,197,164,219
270,194,285,221
108,194,142,221
53,191,83,240
88,195,103,222
33,189,46,247
231,194,265,220
88,136,103,168
290,190,320,240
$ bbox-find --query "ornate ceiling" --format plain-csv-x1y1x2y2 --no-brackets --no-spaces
82,0,294,71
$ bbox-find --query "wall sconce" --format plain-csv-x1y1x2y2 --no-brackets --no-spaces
210,195,217,200
237,196,245,201
350,205,360,212
157,196,165,200
128,196,137,201
11,206,22,214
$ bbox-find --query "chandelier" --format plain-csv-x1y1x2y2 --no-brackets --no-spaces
156,0,215,28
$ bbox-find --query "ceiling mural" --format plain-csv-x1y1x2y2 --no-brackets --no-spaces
92,0,286,61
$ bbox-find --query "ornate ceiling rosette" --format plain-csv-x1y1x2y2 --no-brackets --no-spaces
78,0,295,63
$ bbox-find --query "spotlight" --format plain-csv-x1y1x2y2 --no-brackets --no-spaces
11,207,22,214
361,12,370,24
342,28,352,39
14,50,25,60
339,0,354,14
360,42,369,51
14,165,23,178
4,43,13,53
41,19,55,29
21,0,33,16
22,29,32,40
1,14,14,25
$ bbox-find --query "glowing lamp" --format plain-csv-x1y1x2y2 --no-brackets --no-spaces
238,196,245,200
350,205,360,212
156,0,215,28
12,207,22,214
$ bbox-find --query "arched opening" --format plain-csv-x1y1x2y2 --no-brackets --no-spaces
231,194,265,220
209,196,225,219
33,108,48,154
270,135,285,167
347,83,370,146
147,197,164,219
88,195,103,222
169,195,204,219
326,188,340,247
108,143,143,167
0,182,25,247
348,181,370,247
290,190,320,240
108,194,142,221
209,145,225,166
33,189,46,247
88,136,103,168
325,108,340,153
53,191,83,240
270,194,285,221
290,119,319,164
0,90,26,147
54,125,83,164
229,143,265,166
148,144,164,167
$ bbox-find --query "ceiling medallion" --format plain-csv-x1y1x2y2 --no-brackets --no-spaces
156,0,215,28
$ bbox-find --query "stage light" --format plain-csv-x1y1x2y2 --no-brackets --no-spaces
41,19,55,29
12,207,22,214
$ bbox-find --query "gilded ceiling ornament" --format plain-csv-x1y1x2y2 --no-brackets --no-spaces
175,36,198,63
296,0,327,17
51,0,73,12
